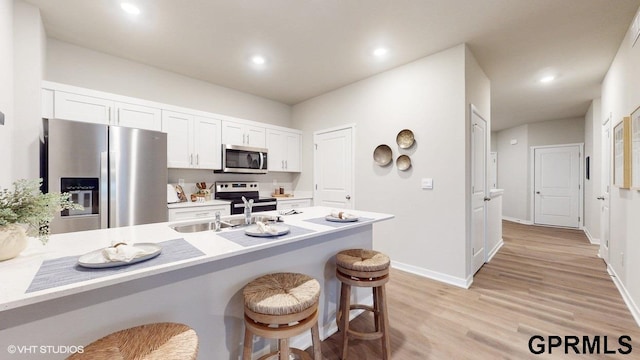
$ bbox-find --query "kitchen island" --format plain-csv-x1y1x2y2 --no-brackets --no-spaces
0,206,393,359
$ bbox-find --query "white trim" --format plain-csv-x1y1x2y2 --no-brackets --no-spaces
313,124,357,209
486,239,504,262
502,216,533,225
582,227,600,245
607,265,640,327
391,260,473,289
530,143,584,228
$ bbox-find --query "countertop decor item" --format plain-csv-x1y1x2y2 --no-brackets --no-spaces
0,179,82,252
373,144,393,166
396,155,412,171
396,129,415,149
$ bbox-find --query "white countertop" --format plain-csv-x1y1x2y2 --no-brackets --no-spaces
0,207,392,312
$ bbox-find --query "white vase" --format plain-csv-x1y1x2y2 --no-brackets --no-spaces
0,224,29,261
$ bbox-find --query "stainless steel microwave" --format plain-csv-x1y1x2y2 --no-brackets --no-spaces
218,144,268,174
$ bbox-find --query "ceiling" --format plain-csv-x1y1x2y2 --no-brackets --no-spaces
24,0,640,131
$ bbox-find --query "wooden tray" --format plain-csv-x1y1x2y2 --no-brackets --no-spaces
271,193,293,198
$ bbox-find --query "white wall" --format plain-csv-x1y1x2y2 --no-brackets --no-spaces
46,39,291,127
496,124,529,221
0,0,14,188
583,99,601,243
292,44,487,285
496,117,585,222
601,16,640,322
13,0,45,181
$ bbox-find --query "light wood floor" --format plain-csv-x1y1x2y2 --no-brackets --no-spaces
314,221,640,359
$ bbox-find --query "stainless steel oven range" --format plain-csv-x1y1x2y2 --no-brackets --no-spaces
214,181,277,215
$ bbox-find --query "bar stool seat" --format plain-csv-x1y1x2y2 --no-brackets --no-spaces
66,322,198,360
336,249,391,360
242,272,322,360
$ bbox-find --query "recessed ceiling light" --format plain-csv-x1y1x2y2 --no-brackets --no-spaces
373,48,388,57
251,55,266,65
120,2,141,15
540,75,555,83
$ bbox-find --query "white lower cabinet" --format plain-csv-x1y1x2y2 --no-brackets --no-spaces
276,199,312,210
168,205,230,221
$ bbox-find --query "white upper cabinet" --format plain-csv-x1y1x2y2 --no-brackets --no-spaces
163,110,193,168
114,102,162,131
54,91,113,125
44,83,162,131
162,110,222,170
222,120,266,148
194,116,222,170
266,129,301,172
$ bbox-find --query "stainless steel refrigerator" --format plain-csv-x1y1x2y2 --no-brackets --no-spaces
42,118,168,234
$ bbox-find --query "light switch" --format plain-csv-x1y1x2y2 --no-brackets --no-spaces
421,178,433,190
510,139,518,145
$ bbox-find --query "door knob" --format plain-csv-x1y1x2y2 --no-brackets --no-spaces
345,195,351,200
536,191,541,194
484,197,491,201
597,196,605,200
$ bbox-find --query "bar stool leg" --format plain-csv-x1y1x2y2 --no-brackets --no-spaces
373,286,381,332
378,285,391,360
311,321,322,360
340,282,352,360
243,326,253,360
279,338,289,360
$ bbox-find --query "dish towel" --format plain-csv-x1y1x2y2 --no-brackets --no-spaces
255,221,279,235
100,242,152,262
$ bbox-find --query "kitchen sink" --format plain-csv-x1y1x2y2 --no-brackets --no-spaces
171,215,279,233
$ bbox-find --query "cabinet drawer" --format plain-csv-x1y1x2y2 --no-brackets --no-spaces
276,199,311,210
168,205,230,221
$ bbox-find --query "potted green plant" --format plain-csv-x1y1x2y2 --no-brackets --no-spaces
0,178,81,261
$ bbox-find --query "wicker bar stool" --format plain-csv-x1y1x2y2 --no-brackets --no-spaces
66,322,198,360
336,249,391,360
242,272,322,360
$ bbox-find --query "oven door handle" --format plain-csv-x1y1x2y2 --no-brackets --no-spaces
233,201,277,209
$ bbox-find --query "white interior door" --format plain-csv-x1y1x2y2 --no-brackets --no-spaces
314,126,354,209
471,107,487,275
599,119,611,261
534,145,581,228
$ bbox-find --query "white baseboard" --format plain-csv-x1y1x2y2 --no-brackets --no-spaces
391,260,472,289
607,265,640,327
582,227,600,245
502,216,533,225
486,239,504,263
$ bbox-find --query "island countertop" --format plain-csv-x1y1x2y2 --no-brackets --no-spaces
0,206,393,312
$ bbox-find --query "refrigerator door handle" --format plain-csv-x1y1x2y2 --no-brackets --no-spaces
100,152,109,229
109,151,118,228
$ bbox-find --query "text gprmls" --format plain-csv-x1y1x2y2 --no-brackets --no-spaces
528,335,632,355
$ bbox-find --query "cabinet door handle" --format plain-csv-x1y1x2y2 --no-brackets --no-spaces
108,107,111,124
243,134,246,144
190,154,193,165
117,108,120,124
282,160,284,169
247,134,250,144
285,160,288,169
196,154,199,165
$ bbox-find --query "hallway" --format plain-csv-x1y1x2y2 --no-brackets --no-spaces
318,221,639,359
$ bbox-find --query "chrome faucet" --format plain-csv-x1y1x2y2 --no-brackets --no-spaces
244,200,253,225
214,211,221,231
